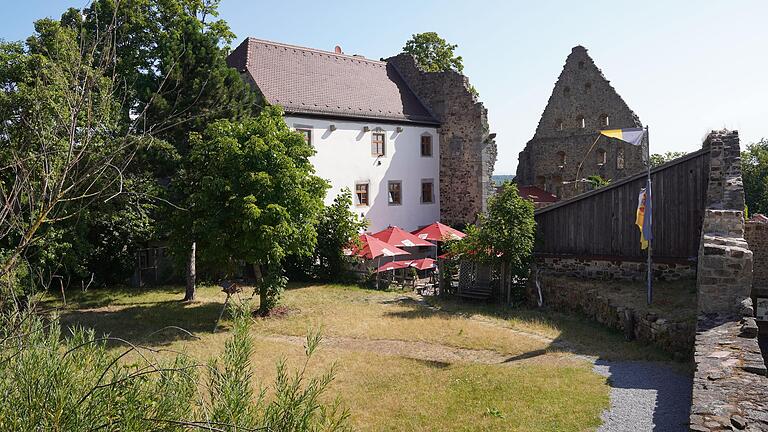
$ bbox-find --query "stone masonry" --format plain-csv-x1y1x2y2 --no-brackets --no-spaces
388,54,496,228
536,255,695,281
745,218,768,301
516,46,645,199
689,130,768,432
528,274,695,357
696,131,752,315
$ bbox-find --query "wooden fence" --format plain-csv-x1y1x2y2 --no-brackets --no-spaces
534,148,711,261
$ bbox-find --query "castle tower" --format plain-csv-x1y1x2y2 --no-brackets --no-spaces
516,46,644,200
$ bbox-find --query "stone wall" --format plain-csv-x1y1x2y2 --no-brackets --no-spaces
536,255,695,281
689,130,767,431
387,54,496,227
516,46,645,200
696,131,752,315
527,275,695,357
745,218,768,299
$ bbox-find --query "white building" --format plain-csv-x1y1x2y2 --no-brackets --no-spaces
228,38,441,232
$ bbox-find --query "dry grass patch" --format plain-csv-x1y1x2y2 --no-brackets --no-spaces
47,283,628,431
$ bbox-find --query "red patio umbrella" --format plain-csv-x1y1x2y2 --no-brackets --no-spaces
409,258,436,270
411,222,466,242
350,234,409,259
375,260,411,273
371,226,433,247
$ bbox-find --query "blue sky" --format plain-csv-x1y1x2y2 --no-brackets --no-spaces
3,1,767,174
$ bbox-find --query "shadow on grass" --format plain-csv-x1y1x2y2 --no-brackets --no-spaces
58,299,226,347
384,295,692,432
383,296,675,363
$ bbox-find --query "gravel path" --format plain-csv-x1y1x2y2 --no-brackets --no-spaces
593,360,692,432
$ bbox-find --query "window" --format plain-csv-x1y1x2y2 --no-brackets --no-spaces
616,149,625,170
584,82,592,91
556,119,564,131
388,181,402,205
564,86,571,95
535,175,546,188
355,183,369,206
597,149,607,166
578,61,585,69
297,128,312,145
421,179,434,204
557,151,566,166
420,135,433,157
600,114,610,127
371,132,386,157
577,115,585,129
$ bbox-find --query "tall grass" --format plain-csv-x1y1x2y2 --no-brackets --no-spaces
0,303,349,431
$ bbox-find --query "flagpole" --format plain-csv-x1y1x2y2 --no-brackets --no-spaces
645,125,653,305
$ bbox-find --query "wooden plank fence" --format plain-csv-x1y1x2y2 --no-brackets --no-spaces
534,148,710,262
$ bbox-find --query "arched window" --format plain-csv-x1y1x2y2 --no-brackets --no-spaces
557,151,566,166
600,114,610,127
596,149,607,166
576,115,585,129
556,119,564,131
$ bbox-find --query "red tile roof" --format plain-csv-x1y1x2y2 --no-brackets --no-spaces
227,38,438,125
518,185,559,203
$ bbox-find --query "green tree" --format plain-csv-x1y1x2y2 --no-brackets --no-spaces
58,0,260,294
450,183,536,301
650,151,687,167
742,138,768,216
174,107,328,314
403,32,465,73
402,32,478,96
311,189,367,281
0,18,147,292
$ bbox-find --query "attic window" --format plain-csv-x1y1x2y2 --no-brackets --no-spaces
577,115,585,129
564,86,571,95
600,114,610,127
578,61,585,69
584,82,592,91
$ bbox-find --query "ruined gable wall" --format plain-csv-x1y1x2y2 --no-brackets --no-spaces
387,54,496,227
517,46,645,199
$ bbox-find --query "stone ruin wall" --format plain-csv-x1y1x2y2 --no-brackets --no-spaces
745,219,768,302
387,54,496,228
528,275,695,357
689,130,767,432
536,256,696,281
517,46,646,200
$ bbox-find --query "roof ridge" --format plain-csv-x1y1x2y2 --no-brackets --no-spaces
246,37,385,66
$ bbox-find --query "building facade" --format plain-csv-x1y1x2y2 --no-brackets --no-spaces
516,46,645,200
227,38,494,231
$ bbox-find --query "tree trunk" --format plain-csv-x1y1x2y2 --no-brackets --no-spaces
253,263,265,313
184,241,196,301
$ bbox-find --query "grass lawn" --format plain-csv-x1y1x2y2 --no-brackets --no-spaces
44,283,676,431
